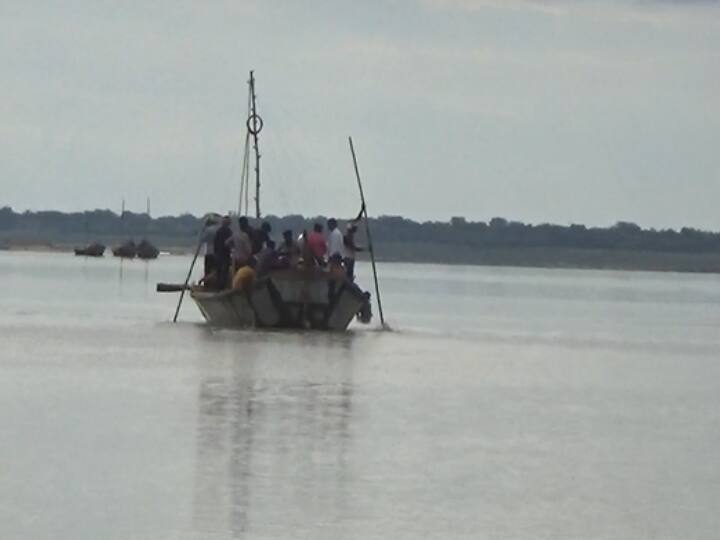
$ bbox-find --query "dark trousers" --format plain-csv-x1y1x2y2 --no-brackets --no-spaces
216,257,230,289
204,254,217,276
344,258,356,280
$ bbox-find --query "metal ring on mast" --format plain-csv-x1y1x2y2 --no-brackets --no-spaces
247,114,263,135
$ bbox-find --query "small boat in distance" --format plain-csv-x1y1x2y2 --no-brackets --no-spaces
136,199,160,260
136,238,159,260
112,240,137,259
74,242,105,257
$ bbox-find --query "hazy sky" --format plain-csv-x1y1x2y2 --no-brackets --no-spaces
1,0,718,228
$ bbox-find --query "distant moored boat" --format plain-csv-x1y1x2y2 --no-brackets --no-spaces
112,240,137,259
74,242,105,257
136,238,159,260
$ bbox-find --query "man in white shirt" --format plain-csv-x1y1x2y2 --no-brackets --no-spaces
326,218,344,261
226,216,252,271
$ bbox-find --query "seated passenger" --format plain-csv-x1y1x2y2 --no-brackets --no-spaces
232,260,257,291
278,230,301,267
256,240,282,274
251,221,272,254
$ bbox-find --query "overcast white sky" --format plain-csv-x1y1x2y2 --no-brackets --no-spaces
1,0,718,228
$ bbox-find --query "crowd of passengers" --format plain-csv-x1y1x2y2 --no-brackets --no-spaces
199,211,364,291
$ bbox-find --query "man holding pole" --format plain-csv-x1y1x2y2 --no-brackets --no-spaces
213,215,233,289
201,215,221,276
348,137,386,327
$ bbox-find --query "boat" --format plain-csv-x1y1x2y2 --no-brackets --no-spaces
136,238,159,259
164,71,374,331
112,201,138,258
74,242,105,257
136,199,160,260
112,240,136,258
191,268,372,330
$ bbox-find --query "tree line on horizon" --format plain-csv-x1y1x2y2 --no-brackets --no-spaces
2,206,720,253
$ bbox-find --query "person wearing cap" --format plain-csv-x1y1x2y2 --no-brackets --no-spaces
343,221,364,280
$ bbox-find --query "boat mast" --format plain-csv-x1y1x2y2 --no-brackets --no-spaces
248,70,262,219
145,197,151,239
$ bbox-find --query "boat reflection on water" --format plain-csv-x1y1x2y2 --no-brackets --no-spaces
190,334,355,538
114,256,151,294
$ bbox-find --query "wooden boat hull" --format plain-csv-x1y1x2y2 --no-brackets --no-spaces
191,288,256,328
190,269,371,331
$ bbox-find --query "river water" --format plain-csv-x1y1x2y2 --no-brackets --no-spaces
1,251,719,539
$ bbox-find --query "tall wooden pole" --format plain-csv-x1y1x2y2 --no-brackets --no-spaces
348,137,386,327
248,71,261,219
173,221,206,322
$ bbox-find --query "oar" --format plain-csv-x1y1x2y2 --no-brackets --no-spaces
157,283,191,292
172,221,207,322
348,136,387,328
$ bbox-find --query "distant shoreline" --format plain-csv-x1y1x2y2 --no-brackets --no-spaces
4,241,720,274
4,208,720,274
0,242,189,256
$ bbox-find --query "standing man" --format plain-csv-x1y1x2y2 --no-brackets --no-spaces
342,205,365,280
343,222,364,280
238,216,254,241
213,215,233,289
201,215,220,277
307,223,327,265
326,218,344,261
251,221,273,254
229,216,253,271
278,229,301,266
